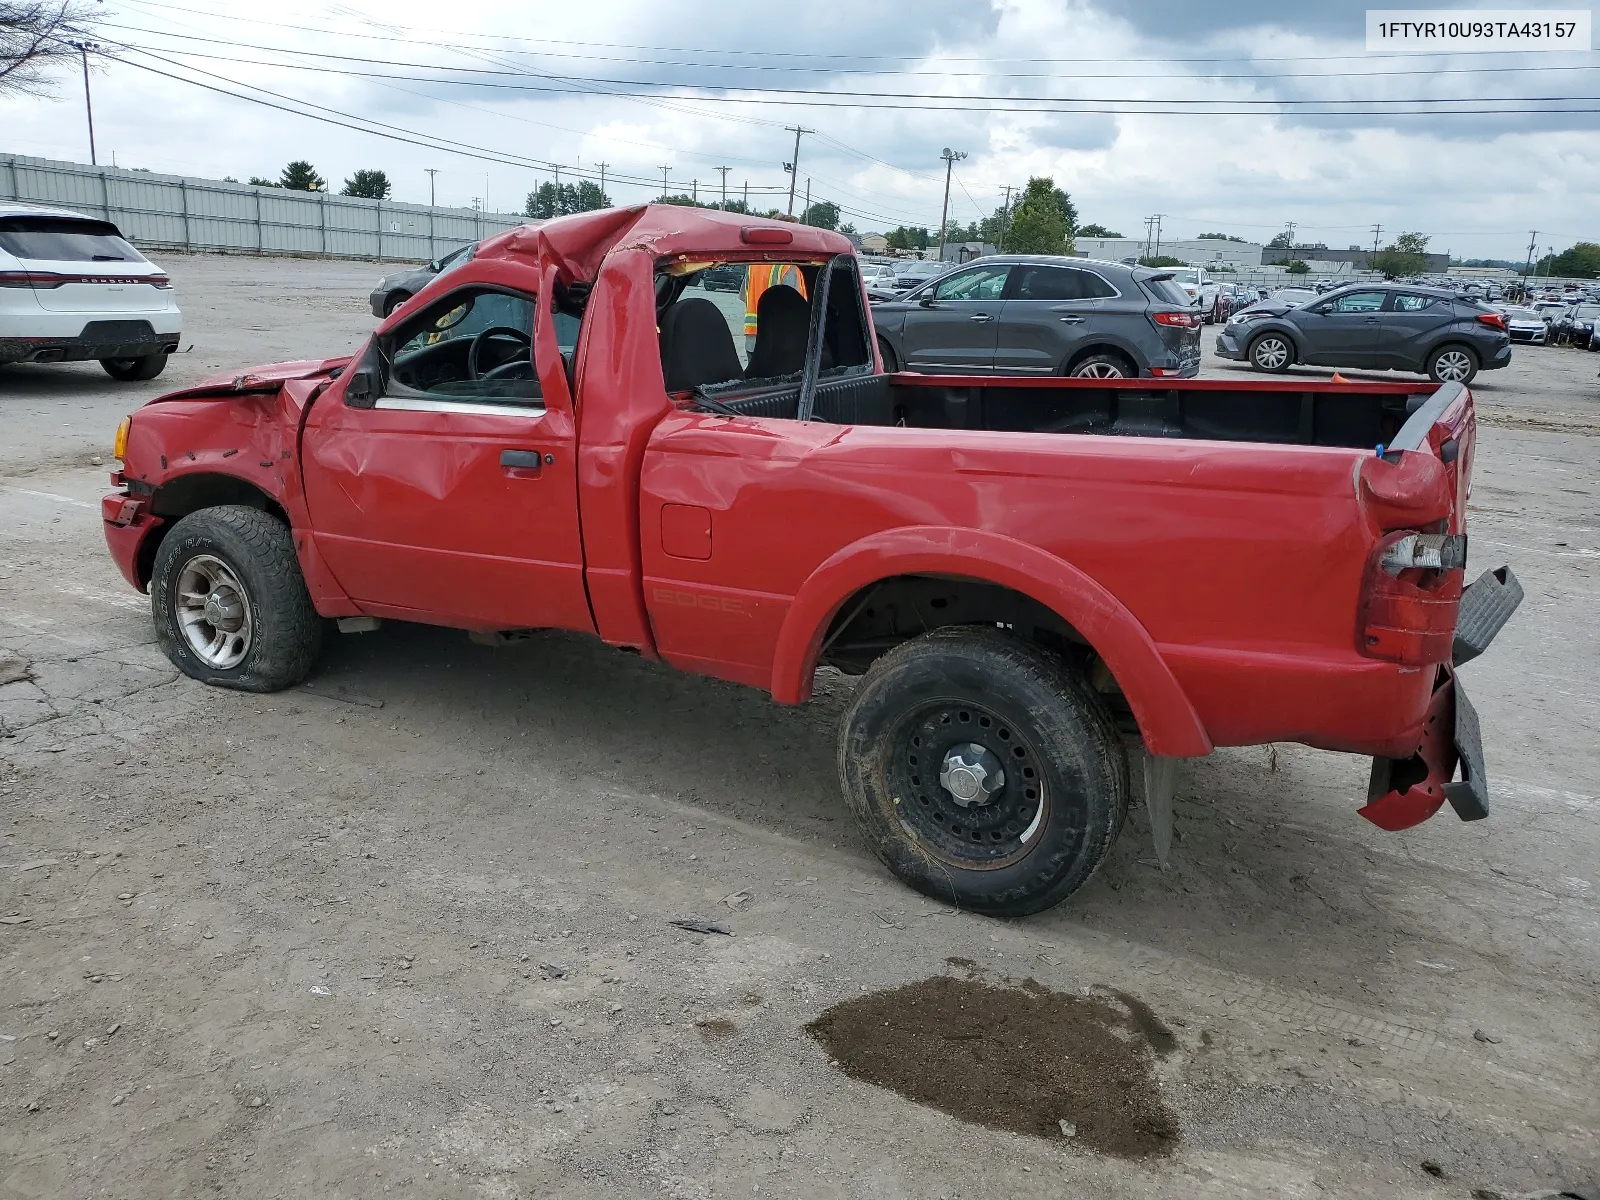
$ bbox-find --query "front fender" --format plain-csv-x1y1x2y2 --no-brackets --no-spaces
768,526,1213,758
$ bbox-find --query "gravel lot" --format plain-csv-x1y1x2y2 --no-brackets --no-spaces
1,254,1597,1199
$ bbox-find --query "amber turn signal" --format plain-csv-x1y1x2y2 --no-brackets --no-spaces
113,415,131,460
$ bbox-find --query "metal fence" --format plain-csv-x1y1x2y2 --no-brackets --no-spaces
1,152,526,263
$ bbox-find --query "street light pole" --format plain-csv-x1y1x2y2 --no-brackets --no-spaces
70,40,99,165
936,147,966,262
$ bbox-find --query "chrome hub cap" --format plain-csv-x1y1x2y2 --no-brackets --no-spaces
939,742,1006,808
1255,338,1289,369
175,555,252,669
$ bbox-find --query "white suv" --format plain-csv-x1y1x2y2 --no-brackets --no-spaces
1166,267,1222,323
0,202,181,381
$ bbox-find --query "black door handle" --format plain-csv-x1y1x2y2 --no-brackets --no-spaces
500,449,545,471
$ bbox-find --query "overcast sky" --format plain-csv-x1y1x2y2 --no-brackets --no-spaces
3,0,1596,259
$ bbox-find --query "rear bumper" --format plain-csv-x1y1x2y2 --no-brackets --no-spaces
1480,340,1513,371
1358,566,1523,831
0,320,180,365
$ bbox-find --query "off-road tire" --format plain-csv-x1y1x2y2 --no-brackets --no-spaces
1426,343,1479,385
100,353,168,382
1248,332,1294,373
151,505,323,692
838,627,1130,917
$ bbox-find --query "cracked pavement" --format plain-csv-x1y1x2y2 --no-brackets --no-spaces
0,255,1597,1199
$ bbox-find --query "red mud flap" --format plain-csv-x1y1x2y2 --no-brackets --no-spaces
1360,667,1488,831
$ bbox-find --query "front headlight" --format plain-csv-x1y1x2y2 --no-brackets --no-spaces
113,415,131,460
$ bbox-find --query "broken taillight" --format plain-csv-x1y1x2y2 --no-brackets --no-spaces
1359,531,1464,664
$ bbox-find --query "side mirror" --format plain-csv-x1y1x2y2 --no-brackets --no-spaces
345,368,376,408
918,295,937,308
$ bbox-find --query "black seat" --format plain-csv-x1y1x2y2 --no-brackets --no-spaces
659,297,742,393
745,285,811,379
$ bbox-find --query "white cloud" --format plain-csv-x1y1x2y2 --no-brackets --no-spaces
0,0,1592,256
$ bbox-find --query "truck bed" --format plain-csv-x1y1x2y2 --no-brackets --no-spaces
702,371,1434,450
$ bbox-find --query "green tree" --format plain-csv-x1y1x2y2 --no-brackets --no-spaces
1004,177,1075,256
1541,241,1600,278
1138,255,1185,267
278,160,325,192
571,180,610,212
526,181,613,218
659,193,704,208
341,169,391,200
247,176,280,188
838,221,858,236
1369,231,1430,279
1285,259,1310,275
801,199,840,230
1195,232,1245,242
1266,232,1293,249
1076,223,1123,238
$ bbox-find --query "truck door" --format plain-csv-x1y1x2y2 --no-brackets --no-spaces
301,283,593,633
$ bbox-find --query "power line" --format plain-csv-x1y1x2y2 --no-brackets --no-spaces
110,2,1600,66
93,28,1600,110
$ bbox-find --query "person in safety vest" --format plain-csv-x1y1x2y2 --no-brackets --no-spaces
741,263,807,354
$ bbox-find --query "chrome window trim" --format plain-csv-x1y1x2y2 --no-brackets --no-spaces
373,397,546,417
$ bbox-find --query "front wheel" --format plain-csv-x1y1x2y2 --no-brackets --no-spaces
838,627,1130,917
877,336,900,373
1426,344,1479,385
1248,333,1293,372
382,291,412,317
150,506,324,692
100,353,167,382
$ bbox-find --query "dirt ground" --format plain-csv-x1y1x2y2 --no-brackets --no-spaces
1,254,1597,1199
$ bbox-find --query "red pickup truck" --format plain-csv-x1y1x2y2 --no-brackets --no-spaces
102,206,1522,916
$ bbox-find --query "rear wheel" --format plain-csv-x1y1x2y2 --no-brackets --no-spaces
1068,352,1132,379
838,627,1129,916
1426,344,1478,385
150,506,323,692
100,353,167,382
1248,332,1293,372
877,336,900,373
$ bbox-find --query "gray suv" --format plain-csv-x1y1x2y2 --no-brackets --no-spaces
1215,283,1512,385
870,255,1202,379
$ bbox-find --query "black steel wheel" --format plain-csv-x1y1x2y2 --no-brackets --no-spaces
838,627,1129,916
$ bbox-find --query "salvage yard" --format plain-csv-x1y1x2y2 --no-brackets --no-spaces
1,254,1597,1199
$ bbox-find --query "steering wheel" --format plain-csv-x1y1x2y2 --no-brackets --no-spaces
467,326,532,380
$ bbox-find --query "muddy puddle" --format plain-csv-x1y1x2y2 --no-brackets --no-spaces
805,970,1179,1159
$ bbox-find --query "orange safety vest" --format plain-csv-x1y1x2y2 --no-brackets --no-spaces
742,264,807,337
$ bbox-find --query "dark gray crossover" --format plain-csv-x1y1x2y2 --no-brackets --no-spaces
871,255,1202,379
368,241,476,319
1216,283,1512,385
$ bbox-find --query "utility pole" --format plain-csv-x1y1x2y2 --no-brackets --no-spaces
552,163,563,214
1370,223,1383,255
597,162,608,203
70,40,99,165
936,147,966,261
658,165,671,201
998,184,1012,251
802,178,810,224
1521,230,1538,289
716,165,731,210
1153,214,1165,260
1143,215,1157,259
743,180,749,209
783,126,811,216
424,168,438,207
692,178,698,204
